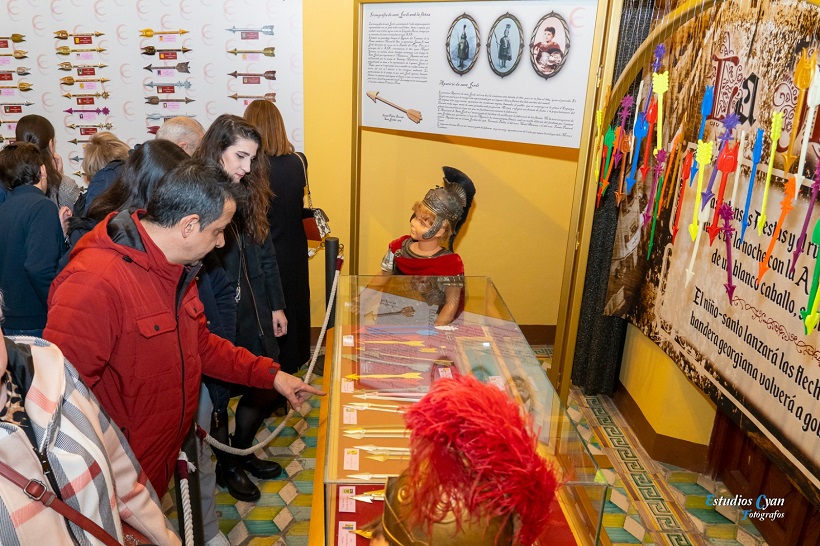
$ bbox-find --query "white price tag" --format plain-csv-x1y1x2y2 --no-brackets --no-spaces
489,376,506,391
341,379,354,393
343,448,360,471
338,521,356,546
343,406,358,425
343,335,355,346
339,486,356,513
437,367,453,379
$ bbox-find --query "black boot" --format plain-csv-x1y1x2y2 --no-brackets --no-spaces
215,455,260,502
233,388,285,480
241,453,283,479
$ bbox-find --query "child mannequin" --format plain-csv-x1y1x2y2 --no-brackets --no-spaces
380,166,475,326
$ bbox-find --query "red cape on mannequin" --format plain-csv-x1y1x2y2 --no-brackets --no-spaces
389,236,464,276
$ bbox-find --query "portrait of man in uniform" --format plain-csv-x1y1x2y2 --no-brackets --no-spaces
487,13,523,77
446,14,480,75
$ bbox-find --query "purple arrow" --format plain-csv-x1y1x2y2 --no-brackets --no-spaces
612,96,634,171
643,149,668,226
720,203,736,302
790,164,820,275
644,44,666,113
702,113,740,208
64,107,110,115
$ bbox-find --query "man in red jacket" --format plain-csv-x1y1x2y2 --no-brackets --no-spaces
44,159,324,497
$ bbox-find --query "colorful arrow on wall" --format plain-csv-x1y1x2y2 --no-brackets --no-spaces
758,111,785,235
758,177,797,283
740,128,765,244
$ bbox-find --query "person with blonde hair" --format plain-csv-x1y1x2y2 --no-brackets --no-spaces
81,131,131,214
244,99,312,375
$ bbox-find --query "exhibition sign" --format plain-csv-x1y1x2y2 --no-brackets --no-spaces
603,0,820,489
360,1,599,148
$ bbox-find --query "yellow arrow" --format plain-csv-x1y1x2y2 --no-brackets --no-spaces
758,111,784,235
345,372,422,380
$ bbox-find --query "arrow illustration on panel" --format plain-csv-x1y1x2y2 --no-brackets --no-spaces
58,62,107,71
757,111,785,235
706,141,739,246
801,217,820,333
0,67,31,76
0,34,25,43
145,113,196,121
63,92,109,100
145,80,191,89
740,128,765,244
141,46,191,56
671,149,693,243
758,177,797,283
720,204,737,302
689,86,714,187
67,123,112,130
64,107,110,115
144,63,190,73
366,91,422,124
60,76,109,86
139,28,188,38
228,47,275,57
56,46,105,55
145,96,194,104
0,51,27,59
689,140,714,240
228,92,276,102
226,25,275,35
0,82,32,91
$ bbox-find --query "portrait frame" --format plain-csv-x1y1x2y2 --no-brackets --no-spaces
486,12,524,78
446,13,480,75
529,12,570,80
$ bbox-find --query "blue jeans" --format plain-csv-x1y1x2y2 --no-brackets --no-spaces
4,328,44,338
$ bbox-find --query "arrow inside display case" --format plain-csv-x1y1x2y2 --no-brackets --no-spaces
354,445,411,454
141,46,191,56
60,76,109,86
145,80,191,89
56,46,105,55
228,70,277,80
67,122,112,130
345,372,422,380
54,30,103,39
0,50,27,59
226,25,275,35
0,82,32,91
139,28,188,38
0,67,31,76
228,47,275,57
353,392,425,403
0,34,25,43
58,62,107,71
343,427,409,439
228,92,275,102
145,112,197,121
351,491,385,503
64,107,110,115
346,402,406,413
144,62,190,73
145,96,194,104
63,91,110,99
346,473,399,481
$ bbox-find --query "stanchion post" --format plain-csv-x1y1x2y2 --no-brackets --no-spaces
324,237,339,327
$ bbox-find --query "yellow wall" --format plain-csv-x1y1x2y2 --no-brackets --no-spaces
302,1,583,327
620,324,716,445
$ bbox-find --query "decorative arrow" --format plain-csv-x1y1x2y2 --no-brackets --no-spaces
68,139,91,145
346,473,399,481
68,154,82,163
145,96,194,105
720,203,737,302
702,113,740,209
801,217,820,333
758,177,797,283
740,129,764,244
0,34,25,43
782,49,816,174
228,92,276,102
597,126,616,206
0,67,31,76
728,130,747,207
59,76,109,86
0,82,32,92
365,453,409,462
685,189,711,287
795,66,820,180
351,491,386,503
67,122,112,130
346,402,406,413
642,44,665,113
0,101,32,107
364,306,416,322
366,91,422,124
614,127,632,206
706,141,739,246
345,372,422,380
626,112,649,193
63,91,109,100
226,25,274,35
144,62,190,73
658,120,686,210
689,140,714,240
54,30,103,40
342,427,409,439
653,72,669,154
56,46,105,55
690,86,715,187
353,393,424,403
792,165,820,276
0,50,27,59
228,70,277,81
58,62,107,71
646,150,668,258
139,28,188,38
64,107,110,115
227,47,275,57
758,111,785,235
630,81,643,158
593,107,604,182
141,46,191,56
145,80,191,89
354,445,411,454
611,96,634,172
639,98,658,181
145,112,197,121
643,149,668,227
671,150,693,243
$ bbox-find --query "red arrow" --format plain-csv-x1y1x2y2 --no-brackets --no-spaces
706,142,739,245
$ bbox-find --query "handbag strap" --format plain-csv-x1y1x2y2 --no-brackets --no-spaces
294,152,313,209
0,459,122,546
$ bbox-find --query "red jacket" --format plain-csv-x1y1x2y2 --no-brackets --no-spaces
44,210,279,496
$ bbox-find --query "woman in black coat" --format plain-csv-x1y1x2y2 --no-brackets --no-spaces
244,99,311,374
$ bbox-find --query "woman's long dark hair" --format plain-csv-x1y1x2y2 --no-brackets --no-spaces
193,114,271,244
14,114,62,199
86,139,189,222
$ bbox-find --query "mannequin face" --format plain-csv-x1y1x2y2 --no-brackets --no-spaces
219,137,258,183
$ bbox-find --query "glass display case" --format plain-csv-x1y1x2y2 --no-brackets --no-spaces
321,276,607,545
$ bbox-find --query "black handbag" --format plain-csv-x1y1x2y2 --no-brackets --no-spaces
296,153,330,241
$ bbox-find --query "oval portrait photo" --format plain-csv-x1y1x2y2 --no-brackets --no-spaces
486,13,523,78
529,12,570,79
446,14,480,75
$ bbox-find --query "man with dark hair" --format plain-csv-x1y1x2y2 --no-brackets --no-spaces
0,142,66,337
44,158,324,498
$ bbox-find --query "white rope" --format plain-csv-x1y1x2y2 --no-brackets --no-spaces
200,265,342,456
177,452,195,546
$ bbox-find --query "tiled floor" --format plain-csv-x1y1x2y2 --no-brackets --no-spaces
166,346,768,545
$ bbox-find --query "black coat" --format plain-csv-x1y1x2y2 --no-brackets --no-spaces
266,153,311,373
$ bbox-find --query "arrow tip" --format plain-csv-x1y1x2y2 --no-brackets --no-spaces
758,262,768,284
685,269,694,286
688,223,699,241
707,224,720,246
724,283,735,303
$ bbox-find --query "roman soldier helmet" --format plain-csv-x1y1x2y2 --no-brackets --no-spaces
380,375,558,546
420,166,476,249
